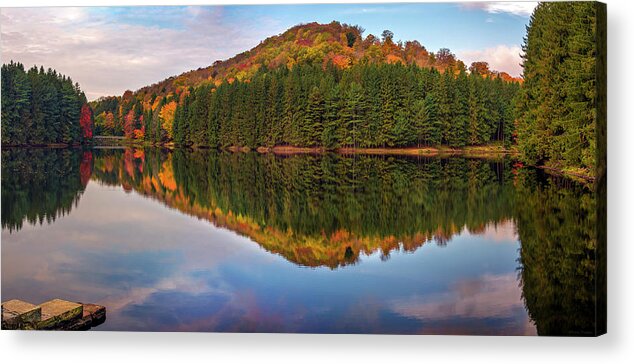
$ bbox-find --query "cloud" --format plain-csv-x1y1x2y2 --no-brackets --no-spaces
0,6,278,100
458,44,523,77
461,2,538,17
340,6,406,15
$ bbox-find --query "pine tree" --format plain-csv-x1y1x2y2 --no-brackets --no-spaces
304,86,325,146
340,82,367,148
422,92,442,146
322,85,342,149
517,2,599,172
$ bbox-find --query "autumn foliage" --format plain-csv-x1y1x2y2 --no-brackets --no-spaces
90,21,523,145
159,101,177,139
79,104,93,140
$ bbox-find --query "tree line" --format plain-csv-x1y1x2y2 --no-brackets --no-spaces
1,61,93,146
516,1,603,174
103,62,519,149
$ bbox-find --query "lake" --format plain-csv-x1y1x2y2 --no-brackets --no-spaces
1,147,602,335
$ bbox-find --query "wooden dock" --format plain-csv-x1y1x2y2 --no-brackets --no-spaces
1,299,106,330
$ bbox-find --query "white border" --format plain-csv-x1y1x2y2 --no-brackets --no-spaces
1,1,632,363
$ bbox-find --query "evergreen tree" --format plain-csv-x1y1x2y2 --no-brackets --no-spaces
322,85,342,149
88,58,521,150
304,86,325,146
1,62,91,146
517,2,600,173
340,82,367,148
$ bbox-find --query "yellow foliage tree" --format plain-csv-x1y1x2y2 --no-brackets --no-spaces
159,101,177,139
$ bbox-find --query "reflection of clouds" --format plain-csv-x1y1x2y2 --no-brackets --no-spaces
2,180,534,334
100,273,240,331
167,290,287,333
101,273,222,312
1,182,262,312
479,219,518,243
389,273,536,335
391,273,521,319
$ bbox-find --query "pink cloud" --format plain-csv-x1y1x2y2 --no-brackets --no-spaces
458,44,523,77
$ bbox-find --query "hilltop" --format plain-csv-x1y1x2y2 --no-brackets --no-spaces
94,21,519,106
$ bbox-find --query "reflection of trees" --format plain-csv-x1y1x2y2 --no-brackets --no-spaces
3,148,604,335
1,148,92,232
515,170,603,336
91,148,517,268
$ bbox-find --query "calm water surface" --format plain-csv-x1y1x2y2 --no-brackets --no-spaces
1,148,600,335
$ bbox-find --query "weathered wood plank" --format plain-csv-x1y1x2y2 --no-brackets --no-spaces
1,300,41,330
2,299,105,330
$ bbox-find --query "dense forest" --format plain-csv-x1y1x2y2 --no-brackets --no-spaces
171,63,518,149
516,2,604,176
86,7,603,177
94,62,519,149
3,3,603,173
90,22,520,149
513,1,605,334
1,61,94,146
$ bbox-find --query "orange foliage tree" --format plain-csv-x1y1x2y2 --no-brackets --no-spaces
123,109,136,139
469,61,491,76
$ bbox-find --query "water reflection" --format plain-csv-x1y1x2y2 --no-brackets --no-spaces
1,148,601,335
88,148,519,268
1,148,92,232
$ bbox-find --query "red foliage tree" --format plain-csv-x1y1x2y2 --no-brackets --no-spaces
79,104,93,140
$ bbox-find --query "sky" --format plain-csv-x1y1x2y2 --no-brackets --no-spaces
1,2,537,100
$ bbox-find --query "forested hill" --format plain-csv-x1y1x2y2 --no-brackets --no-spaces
100,22,520,105
90,21,522,148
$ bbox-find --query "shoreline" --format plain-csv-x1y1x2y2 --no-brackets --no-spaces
2,142,82,148
254,144,518,157
5,141,595,183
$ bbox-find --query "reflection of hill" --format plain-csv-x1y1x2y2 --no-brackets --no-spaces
91,148,518,268
1,148,92,232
